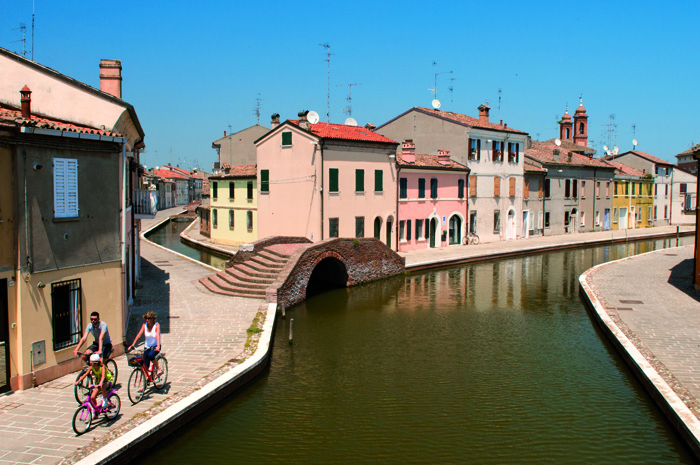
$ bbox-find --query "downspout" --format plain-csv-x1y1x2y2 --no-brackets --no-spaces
669,168,674,225
592,168,597,231
542,170,547,236
23,149,32,273
121,142,127,332
319,140,324,241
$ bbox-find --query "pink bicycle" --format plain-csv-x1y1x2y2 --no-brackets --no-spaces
71,384,121,435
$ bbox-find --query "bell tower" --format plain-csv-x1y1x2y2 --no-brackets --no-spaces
559,106,573,142
573,98,588,147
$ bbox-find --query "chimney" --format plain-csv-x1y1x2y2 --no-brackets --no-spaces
224,130,227,137
99,59,122,99
438,149,451,164
298,110,310,130
365,123,376,131
402,140,416,163
20,86,31,119
271,113,280,128
478,104,490,124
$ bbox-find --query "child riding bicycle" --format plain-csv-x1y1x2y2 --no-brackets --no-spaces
74,353,114,408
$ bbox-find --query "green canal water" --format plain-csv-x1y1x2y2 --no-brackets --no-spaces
145,218,228,269
136,235,697,464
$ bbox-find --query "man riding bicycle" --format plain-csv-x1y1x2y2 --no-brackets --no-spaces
73,311,113,363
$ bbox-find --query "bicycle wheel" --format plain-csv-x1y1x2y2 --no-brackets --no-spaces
153,357,168,390
105,358,118,384
72,406,92,435
128,369,146,404
104,393,121,420
471,234,480,245
74,369,94,404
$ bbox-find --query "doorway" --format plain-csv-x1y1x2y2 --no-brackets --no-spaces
385,219,392,249
522,211,529,239
619,207,628,229
430,218,438,248
374,217,382,240
448,215,462,245
506,209,516,240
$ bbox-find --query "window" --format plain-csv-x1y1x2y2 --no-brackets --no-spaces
493,210,501,233
282,131,292,146
469,212,477,234
648,206,653,222
507,142,520,163
247,181,254,200
565,179,571,198
416,219,424,240
212,181,218,199
418,178,426,198
229,182,235,199
468,138,481,161
494,177,501,197
329,218,339,238
614,181,619,196
544,211,550,228
632,183,636,195
492,141,504,162
509,177,516,197
458,179,465,199
329,168,339,193
247,210,253,230
572,179,578,199
407,219,412,241
229,209,235,228
581,181,586,198
538,211,543,229
524,179,530,199
356,169,364,192
564,211,570,226
544,178,551,198
654,205,657,219
399,220,406,241
579,122,585,134
538,179,543,199
374,170,383,192
430,178,438,199
54,158,79,218
51,279,82,350
680,183,687,195
355,217,365,238
260,170,269,193
613,207,618,223
654,184,658,196
399,178,408,199
596,181,600,197
595,211,600,226
581,211,585,226
606,182,610,197
665,184,669,197
664,205,668,219
469,176,477,197
213,209,218,227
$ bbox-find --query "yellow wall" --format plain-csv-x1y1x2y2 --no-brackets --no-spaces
612,179,654,230
210,178,258,245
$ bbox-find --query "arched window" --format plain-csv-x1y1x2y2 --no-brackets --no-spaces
565,128,570,139
579,122,585,135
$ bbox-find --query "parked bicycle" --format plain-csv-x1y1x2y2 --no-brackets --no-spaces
74,351,118,404
126,348,168,404
463,232,480,245
71,384,121,435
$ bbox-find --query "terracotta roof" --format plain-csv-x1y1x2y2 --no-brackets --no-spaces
0,106,121,137
396,152,468,170
525,140,612,168
412,107,528,134
152,167,190,180
544,138,596,155
613,150,673,166
600,159,646,177
210,164,257,179
288,120,397,144
524,161,546,173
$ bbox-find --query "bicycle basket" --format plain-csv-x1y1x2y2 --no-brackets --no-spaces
128,357,143,367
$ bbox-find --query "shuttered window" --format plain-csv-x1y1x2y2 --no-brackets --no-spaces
229,182,235,199
329,168,339,193
494,177,501,197
282,131,292,146
355,169,364,192
374,170,383,192
469,176,477,197
260,170,269,193
458,179,465,199
54,158,79,218
509,177,516,197
212,181,218,199
400,178,407,199
430,178,438,199
524,179,529,199
418,178,426,198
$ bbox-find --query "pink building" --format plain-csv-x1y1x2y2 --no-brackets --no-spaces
396,142,470,251
255,112,399,249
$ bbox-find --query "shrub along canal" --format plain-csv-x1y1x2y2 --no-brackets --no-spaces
137,233,696,464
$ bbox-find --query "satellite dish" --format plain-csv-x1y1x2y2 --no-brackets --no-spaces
344,117,358,126
603,145,609,152
613,146,619,155
307,111,320,124
554,139,561,147
633,139,638,146
432,99,441,109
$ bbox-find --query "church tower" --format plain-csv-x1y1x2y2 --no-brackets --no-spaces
573,98,588,147
559,106,573,142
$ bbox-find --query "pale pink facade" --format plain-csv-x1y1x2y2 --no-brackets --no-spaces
396,145,470,251
255,115,399,249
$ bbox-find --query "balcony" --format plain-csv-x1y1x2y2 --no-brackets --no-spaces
683,193,697,214
134,189,157,219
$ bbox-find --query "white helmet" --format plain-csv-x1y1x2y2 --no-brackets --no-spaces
89,353,101,363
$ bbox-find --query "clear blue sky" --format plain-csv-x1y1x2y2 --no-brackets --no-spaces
3,1,699,169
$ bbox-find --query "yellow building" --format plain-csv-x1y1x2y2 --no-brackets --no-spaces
605,160,654,230
209,165,258,246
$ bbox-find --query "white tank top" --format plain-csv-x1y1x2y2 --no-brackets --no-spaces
145,323,158,348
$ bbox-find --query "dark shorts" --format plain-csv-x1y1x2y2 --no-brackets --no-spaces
87,342,113,361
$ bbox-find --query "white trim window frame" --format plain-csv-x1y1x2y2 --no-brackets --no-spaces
54,158,79,218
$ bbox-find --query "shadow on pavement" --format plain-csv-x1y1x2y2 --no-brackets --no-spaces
127,258,171,344
667,258,700,303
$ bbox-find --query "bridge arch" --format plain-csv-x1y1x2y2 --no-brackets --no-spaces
306,254,350,297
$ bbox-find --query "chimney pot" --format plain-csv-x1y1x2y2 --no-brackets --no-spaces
401,140,416,163
438,149,451,164
271,113,280,128
224,130,227,137
478,104,490,124
99,59,122,99
298,110,310,130
20,85,32,119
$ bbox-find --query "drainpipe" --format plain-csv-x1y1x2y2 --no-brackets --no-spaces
669,168,674,225
592,168,597,231
23,149,32,273
319,140,324,241
542,171,547,236
121,142,128,328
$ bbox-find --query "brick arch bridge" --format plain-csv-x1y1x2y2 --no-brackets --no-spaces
269,238,405,308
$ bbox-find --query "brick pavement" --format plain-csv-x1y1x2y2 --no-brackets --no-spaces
0,208,263,465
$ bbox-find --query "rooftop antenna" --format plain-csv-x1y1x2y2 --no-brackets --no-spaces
429,61,451,108
605,114,617,150
337,83,360,117
498,88,502,121
12,24,28,57
631,124,637,149
31,0,35,60
320,43,332,122
448,71,455,112
253,94,262,124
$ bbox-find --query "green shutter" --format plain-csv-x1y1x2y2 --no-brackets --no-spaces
282,132,292,146
375,170,383,192
329,168,339,192
356,169,364,192
261,170,269,193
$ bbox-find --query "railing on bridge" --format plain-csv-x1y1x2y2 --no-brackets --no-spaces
134,189,158,218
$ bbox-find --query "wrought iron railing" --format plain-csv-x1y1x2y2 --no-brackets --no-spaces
134,189,158,217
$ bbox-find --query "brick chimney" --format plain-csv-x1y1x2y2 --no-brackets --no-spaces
298,110,310,130
365,123,376,131
478,104,490,124
271,113,280,128
99,59,122,99
438,149,451,164
20,86,31,119
402,140,416,163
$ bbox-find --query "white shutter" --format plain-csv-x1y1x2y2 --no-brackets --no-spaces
54,158,79,218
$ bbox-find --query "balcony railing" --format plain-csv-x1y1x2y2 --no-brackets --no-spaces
683,193,697,214
134,189,158,218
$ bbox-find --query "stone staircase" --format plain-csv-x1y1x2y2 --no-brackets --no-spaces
199,246,293,298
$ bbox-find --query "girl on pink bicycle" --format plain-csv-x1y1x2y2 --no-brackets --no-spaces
74,353,114,408
128,311,162,376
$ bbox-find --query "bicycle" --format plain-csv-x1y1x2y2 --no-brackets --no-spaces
74,351,118,404
71,383,121,435
462,232,480,245
126,349,168,404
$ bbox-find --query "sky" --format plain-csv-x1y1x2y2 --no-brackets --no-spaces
2,1,700,170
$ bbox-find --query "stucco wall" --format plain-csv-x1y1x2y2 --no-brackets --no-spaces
214,125,268,167
210,178,258,245
0,146,14,270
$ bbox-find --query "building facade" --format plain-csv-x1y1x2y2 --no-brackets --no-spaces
208,165,258,246
212,124,269,170
603,160,654,230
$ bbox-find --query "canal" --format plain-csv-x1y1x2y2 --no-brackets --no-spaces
138,234,696,464
146,217,229,269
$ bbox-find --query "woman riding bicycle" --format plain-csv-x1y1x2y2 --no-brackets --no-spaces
75,353,113,408
128,311,162,377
